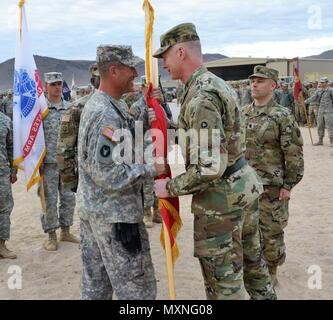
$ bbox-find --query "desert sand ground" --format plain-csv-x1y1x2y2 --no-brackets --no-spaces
0,124,333,300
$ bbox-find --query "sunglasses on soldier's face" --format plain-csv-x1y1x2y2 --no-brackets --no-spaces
49,81,62,86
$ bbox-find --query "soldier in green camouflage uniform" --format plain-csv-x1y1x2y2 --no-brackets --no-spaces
243,66,304,286
153,23,276,300
307,81,319,127
57,63,100,192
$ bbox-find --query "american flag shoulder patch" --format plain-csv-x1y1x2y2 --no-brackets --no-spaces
102,126,118,142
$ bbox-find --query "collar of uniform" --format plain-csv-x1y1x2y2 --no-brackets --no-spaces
99,90,131,121
47,99,65,110
248,99,276,116
184,66,207,91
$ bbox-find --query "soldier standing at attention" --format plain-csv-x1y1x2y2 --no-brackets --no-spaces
41,72,78,251
77,45,166,300
153,23,276,300
0,111,17,259
279,83,295,113
305,77,333,146
57,64,100,192
243,66,304,286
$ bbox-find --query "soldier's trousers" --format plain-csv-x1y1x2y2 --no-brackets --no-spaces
259,186,289,268
40,163,75,233
0,170,14,240
308,105,319,126
295,103,305,125
80,216,157,300
195,199,276,300
317,110,333,138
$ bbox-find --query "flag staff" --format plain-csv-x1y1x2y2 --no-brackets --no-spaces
143,0,177,300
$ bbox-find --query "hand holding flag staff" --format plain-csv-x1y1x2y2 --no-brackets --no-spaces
143,0,182,300
13,0,48,211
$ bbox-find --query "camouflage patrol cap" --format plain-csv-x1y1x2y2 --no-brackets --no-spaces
44,72,63,84
319,76,329,83
153,23,200,58
89,63,99,76
96,44,141,67
249,65,279,83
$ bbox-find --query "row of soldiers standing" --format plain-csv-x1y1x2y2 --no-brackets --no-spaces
232,77,333,146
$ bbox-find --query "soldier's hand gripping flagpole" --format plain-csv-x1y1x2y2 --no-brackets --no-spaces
143,0,181,300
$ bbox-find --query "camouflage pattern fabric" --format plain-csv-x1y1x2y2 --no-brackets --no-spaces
243,99,304,190
0,113,14,240
273,89,282,105
80,218,156,300
153,22,200,58
305,88,333,138
96,44,141,67
40,163,75,233
307,87,319,126
259,186,289,267
249,66,279,83
243,99,304,268
166,67,275,300
196,199,275,300
239,87,252,108
57,92,94,191
0,97,13,120
41,99,75,232
279,91,295,113
77,90,157,299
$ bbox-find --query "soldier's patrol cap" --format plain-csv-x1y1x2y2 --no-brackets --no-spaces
153,23,200,58
7,89,13,94
44,72,63,84
249,65,279,83
281,82,289,87
319,76,329,83
312,80,318,84
96,44,141,67
89,63,99,76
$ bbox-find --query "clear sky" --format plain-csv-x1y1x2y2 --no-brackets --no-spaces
1,0,333,63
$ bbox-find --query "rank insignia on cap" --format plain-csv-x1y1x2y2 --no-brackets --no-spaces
102,126,118,142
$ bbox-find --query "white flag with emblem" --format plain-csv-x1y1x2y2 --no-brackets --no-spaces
13,2,48,190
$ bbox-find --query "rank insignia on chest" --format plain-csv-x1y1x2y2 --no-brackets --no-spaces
102,126,118,142
61,114,70,123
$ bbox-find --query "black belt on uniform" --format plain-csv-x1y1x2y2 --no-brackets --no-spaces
222,156,247,179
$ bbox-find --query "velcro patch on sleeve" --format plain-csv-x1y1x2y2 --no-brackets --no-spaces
102,126,119,142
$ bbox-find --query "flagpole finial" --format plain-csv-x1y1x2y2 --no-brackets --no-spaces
18,0,25,8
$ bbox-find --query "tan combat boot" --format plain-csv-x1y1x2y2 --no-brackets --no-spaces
60,226,79,243
268,265,278,288
152,208,162,224
43,231,57,251
0,239,17,259
143,208,154,228
313,137,324,146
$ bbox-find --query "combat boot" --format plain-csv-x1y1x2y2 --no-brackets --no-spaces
43,231,57,251
143,208,153,228
60,226,79,243
0,239,17,259
329,138,333,147
152,208,162,224
268,265,278,288
313,137,323,146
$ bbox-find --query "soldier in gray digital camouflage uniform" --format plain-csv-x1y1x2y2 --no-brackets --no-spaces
305,77,333,146
77,44,167,300
0,111,17,259
40,72,78,251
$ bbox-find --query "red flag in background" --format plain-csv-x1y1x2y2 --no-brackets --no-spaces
146,84,182,265
293,66,302,102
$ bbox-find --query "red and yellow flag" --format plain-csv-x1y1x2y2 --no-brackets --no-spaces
142,0,182,266
293,65,302,102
